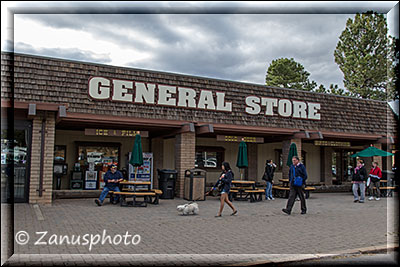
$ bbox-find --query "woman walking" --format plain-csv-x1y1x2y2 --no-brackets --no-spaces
212,162,237,217
262,160,276,200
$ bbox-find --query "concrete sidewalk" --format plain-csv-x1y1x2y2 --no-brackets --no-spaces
4,192,399,265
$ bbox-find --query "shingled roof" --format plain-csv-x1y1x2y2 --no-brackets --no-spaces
1,52,396,137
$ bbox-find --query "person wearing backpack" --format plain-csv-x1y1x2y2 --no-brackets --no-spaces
262,160,276,200
282,156,307,215
368,161,382,201
352,159,367,203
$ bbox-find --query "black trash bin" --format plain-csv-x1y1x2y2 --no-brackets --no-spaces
157,169,177,199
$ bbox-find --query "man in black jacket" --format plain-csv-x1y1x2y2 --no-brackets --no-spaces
282,156,308,215
352,159,367,203
262,160,276,200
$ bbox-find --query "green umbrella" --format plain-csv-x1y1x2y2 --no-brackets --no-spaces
351,146,394,158
129,134,143,181
236,140,248,180
287,143,298,167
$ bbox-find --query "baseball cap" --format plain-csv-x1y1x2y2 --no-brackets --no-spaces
110,164,117,169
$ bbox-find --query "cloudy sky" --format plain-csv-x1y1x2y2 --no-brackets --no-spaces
1,1,399,89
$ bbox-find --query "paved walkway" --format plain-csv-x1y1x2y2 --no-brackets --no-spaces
4,192,399,265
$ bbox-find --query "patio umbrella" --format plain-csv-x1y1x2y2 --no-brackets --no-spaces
286,143,298,166
351,146,394,158
236,140,248,180
129,134,143,181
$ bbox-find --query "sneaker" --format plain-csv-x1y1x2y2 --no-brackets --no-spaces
301,211,307,215
368,197,374,201
359,201,364,203
95,199,102,206
266,197,270,200
270,197,275,201
354,199,359,203
375,197,380,201
282,209,291,215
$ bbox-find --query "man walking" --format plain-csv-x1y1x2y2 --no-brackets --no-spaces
282,156,307,215
95,164,124,206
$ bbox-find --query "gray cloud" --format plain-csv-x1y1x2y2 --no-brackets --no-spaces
13,12,376,89
14,42,112,64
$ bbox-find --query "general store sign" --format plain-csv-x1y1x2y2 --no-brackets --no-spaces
89,77,321,120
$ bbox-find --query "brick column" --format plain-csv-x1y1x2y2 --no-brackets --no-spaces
372,143,383,168
29,112,55,205
320,147,334,185
175,132,195,198
362,145,373,171
282,139,302,179
247,143,258,181
151,137,164,189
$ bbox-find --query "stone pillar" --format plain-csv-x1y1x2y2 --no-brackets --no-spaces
247,143,258,181
29,112,55,205
362,145,373,172
320,147,334,185
151,137,164,189
175,132,195,198
372,143,383,168
282,139,302,179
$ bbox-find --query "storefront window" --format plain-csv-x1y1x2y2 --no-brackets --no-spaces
275,149,306,171
76,142,120,171
195,146,224,169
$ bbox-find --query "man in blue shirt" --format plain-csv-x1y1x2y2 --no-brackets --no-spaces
282,156,308,215
95,164,124,206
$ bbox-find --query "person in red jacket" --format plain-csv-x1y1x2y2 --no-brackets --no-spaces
368,162,382,201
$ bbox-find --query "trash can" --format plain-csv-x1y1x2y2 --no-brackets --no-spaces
184,169,207,201
157,169,177,199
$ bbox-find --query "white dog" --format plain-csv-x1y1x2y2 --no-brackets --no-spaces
177,202,199,215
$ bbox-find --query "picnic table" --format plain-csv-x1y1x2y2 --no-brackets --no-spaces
229,180,264,202
367,179,396,197
273,179,315,199
112,180,162,207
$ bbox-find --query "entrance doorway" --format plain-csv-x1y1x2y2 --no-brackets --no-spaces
1,121,31,203
332,149,360,184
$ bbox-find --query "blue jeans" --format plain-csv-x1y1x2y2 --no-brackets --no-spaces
265,181,273,199
99,186,120,203
352,183,365,202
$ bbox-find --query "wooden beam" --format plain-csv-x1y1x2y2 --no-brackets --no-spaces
196,124,214,135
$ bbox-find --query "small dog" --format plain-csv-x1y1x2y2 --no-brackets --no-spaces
177,202,199,215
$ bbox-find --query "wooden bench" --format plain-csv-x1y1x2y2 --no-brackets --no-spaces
113,191,156,207
227,189,238,201
272,186,315,199
304,187,316,199
272,186,290,198
121,188,163,204
244,189,265,202
369,186,396,197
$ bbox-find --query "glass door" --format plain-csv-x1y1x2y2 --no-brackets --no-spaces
1,122,31,203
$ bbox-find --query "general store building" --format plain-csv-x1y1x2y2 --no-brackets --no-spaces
1,53,397,204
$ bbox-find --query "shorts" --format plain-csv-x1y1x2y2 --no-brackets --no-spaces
221,190,228,194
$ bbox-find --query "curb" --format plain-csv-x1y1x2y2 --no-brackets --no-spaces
226,244,398,266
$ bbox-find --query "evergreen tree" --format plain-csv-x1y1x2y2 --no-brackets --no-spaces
334,12,393,100
265,58,317,91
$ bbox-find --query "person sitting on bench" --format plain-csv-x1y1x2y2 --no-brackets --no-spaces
95,164,123,206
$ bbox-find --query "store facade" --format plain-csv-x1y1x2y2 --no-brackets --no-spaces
1,52,397,204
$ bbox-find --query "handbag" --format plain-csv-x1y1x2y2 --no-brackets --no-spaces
292,167,303,187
